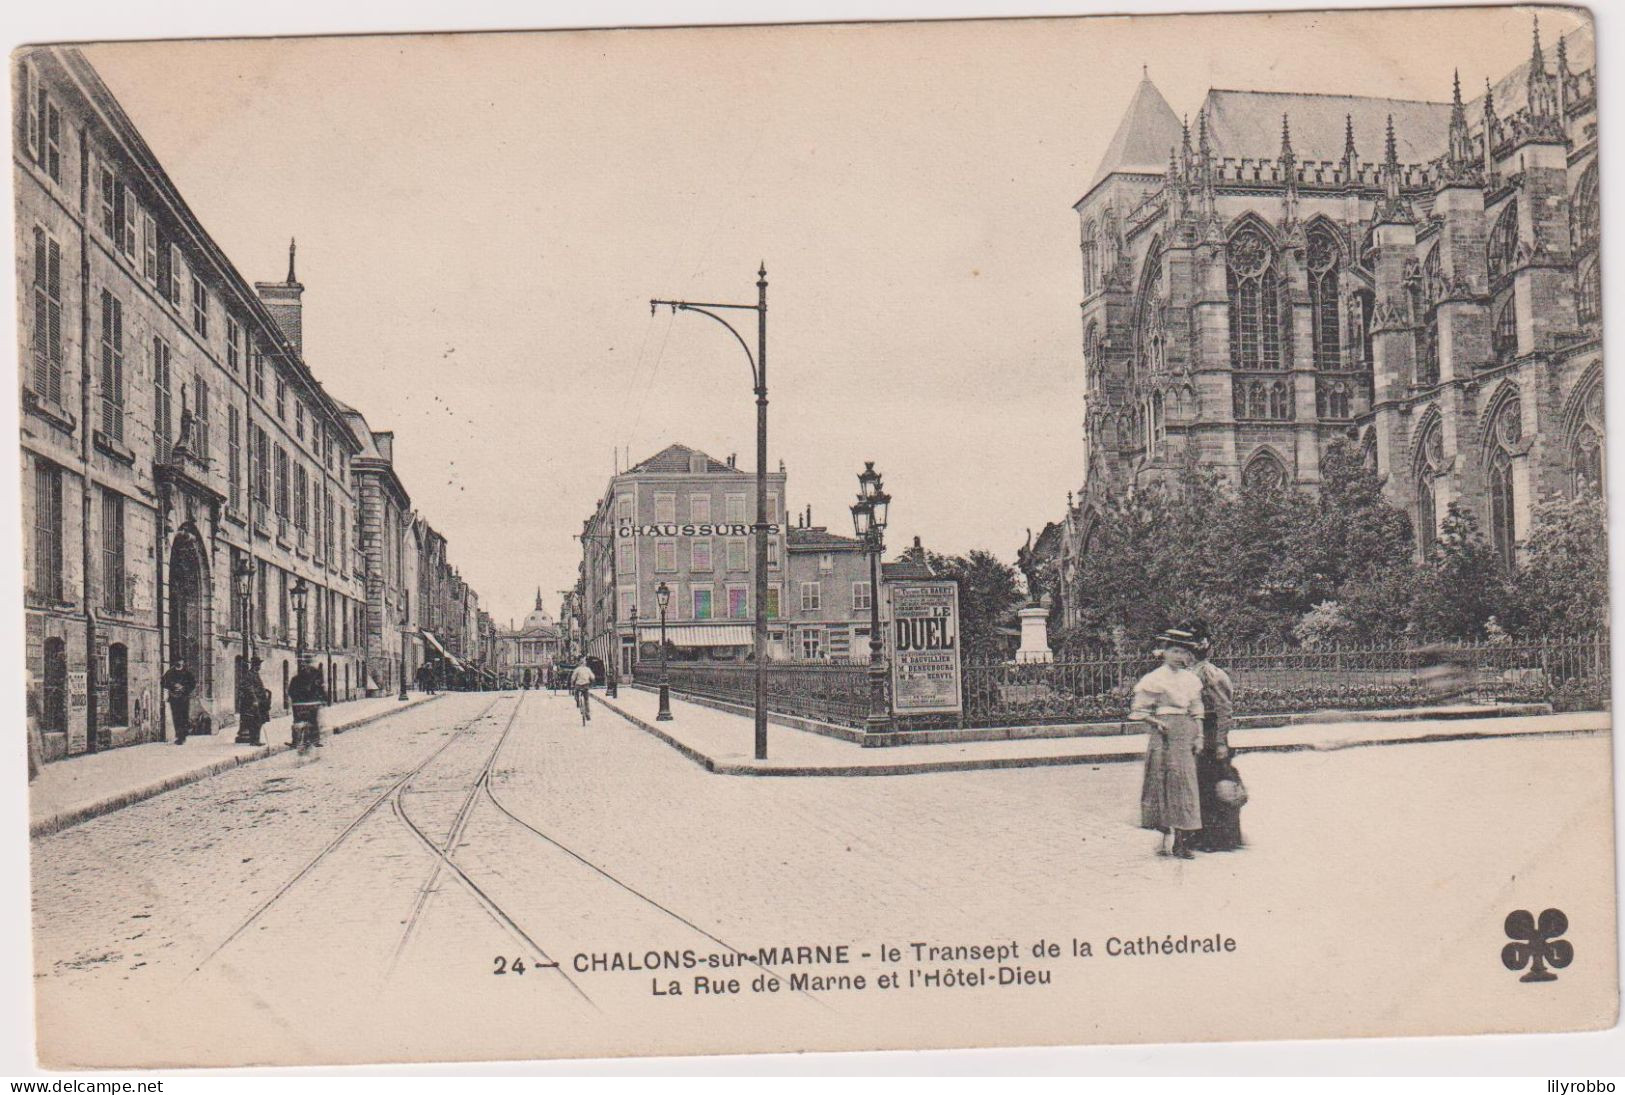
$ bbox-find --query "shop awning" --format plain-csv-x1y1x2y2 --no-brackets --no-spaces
421,630,450,659
636,624,754,647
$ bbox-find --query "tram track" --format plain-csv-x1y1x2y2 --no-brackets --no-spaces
193,688,818,1011
188,694,506,977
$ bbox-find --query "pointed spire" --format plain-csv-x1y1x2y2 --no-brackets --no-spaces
286,237,297,284
1339,113,1358,181
1556,31,1570,74
1377,114,1412,224
1444,68,1476,178
1525,13,1562,125
1279,113,1299,225
535,586,543,611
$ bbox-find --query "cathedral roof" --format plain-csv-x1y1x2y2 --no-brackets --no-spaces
1200,88,1451,165
1085,73,1184,196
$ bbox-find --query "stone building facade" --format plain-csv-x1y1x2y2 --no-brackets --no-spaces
341,405,411,695
17,47,373,759
17,47,490,760
1049,20,1601,628
580,443,789,675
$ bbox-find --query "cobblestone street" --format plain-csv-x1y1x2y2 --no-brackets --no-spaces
31,692,1617,1068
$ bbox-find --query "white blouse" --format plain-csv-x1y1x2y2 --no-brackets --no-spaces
1129,663,1206,719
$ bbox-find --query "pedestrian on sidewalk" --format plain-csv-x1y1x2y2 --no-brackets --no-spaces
1127,628,1206,859
161,658,196,745
235,656,270,746
415,661,436,695
289,658,328,754
1186,620,1245,853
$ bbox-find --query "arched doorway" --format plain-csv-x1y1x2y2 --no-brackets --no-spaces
169,535,206,669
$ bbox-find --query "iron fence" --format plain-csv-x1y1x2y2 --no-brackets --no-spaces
966,633,1610,728
632,660,872,726
635,634,1609,732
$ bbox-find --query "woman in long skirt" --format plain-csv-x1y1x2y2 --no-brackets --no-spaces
1127,628,1206,859
1186,621,1244,852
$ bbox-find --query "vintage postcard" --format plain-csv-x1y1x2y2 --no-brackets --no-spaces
15,3,1618,1069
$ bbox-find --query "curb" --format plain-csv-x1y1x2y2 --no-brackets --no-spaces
592,693,1607,778
30,694,444,839
624,682,1554,747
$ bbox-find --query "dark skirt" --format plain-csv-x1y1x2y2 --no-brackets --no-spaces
1195,748,1245,851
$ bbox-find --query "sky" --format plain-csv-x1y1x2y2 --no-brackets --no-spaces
80,5,1587,630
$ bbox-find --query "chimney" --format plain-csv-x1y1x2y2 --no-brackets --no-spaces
806,504,813,527
726,453,736,468
255,238,305,356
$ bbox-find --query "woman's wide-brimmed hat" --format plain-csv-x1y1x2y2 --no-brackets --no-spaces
1154,626,1202,652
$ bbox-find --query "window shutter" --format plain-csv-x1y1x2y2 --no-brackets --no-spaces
46,237,63,403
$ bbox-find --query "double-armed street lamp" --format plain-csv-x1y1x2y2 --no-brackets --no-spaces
850,462,892,732
650,265,771,760
655,581,673,722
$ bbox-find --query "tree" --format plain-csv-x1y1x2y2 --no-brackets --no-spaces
1408,504,1513,639
1510,493,1610,634
926,549,1023,660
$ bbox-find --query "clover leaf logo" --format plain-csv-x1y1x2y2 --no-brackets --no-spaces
1502,908,1573,983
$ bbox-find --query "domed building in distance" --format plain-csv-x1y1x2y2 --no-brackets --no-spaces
494,589,563,688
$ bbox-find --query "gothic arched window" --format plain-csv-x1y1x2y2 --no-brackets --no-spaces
1569,375,1605,497
1150,390,1166,453
1136,245,1166,381
1307,226,1342,369
1415,417,1444,557
1493,294,1518,360
1084,321,1102,391
1351,288,1375,378
1227,226,1281,371
1571,162,1599,256
1487,396,1522,568
1577,260,1601,328
1488,200,1519,283
1082,220,1099,295
1317,379,1352,420
1268,380,1289,419
1242,450,1288,493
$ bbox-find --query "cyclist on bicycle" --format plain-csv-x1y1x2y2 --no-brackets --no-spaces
569,661,596,723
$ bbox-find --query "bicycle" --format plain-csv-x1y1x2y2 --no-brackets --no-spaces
573,685,591,725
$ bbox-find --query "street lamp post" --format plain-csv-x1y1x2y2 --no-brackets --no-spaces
232,558,256,744
851,462,892,732
655,581,673,722
651,265,770,759
290,578,309,667
398,608,410,702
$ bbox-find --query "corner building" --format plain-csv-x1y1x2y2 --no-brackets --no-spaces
1056,20,1600,625
581,444,788,675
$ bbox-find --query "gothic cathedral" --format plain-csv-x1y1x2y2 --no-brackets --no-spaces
1049,19,1601,631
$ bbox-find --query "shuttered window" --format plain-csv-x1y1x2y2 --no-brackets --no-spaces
99,290,125,441
32,227,63,404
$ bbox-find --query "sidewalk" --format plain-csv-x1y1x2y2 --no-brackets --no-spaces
29,692,443,838
592,686,1611,777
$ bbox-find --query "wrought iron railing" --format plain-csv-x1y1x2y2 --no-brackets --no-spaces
636,635,1609,732
969,633,1610,728
632,660,871,727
